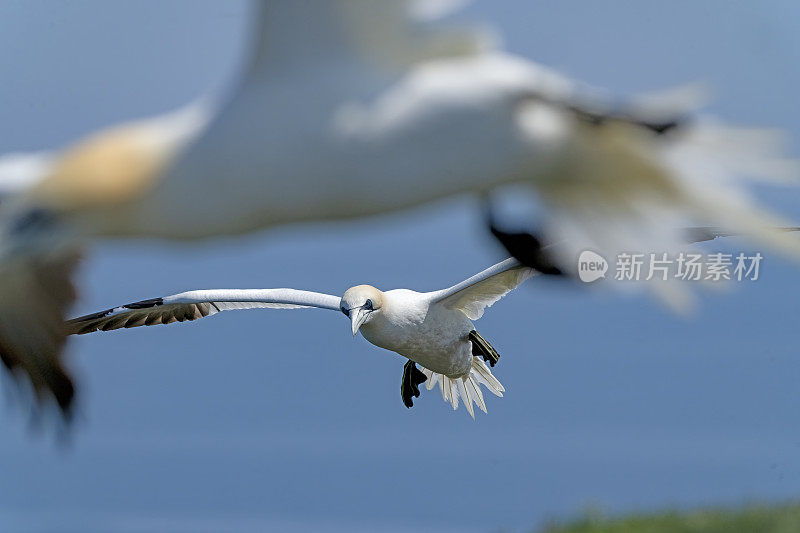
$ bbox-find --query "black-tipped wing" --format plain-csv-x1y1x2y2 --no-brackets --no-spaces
67,289,342,335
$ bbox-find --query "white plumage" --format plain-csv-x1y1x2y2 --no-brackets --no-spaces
0,152,53,199
68,258,533,417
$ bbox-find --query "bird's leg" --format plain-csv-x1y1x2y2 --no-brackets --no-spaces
482,197,565,276
469,330,500,367
400,360,427,408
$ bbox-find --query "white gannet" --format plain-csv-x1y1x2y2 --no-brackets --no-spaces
1,1,798,416
66,258,534,418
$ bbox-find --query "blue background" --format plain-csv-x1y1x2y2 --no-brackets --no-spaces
1,2,799,531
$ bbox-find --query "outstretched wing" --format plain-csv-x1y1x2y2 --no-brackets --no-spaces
67,289,341,335
430,258,536,320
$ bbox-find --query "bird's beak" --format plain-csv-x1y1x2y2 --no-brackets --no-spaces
350,307,370,336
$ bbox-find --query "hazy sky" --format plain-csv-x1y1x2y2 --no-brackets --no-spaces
1,2,800,532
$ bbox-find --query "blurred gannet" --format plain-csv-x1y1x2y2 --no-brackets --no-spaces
1,0,798,417
66,258,534,418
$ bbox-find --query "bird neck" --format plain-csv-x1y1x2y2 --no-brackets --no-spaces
28,103,210,213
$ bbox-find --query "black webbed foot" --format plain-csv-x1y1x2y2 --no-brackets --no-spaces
401,360,428,408
469,330,499,367
490,225,563,275
484,205,564,276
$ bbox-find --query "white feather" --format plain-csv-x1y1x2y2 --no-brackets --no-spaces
420,357,503,417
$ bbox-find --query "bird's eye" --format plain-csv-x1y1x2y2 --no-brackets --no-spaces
340,306,350,317
364,299,373,310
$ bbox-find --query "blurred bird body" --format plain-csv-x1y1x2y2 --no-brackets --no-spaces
33,53,571,240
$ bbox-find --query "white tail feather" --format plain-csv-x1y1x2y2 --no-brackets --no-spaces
533,93,800,310
419,357,504,417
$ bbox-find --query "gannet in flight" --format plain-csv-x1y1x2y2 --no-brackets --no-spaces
1,1,798,417
66,258,534,418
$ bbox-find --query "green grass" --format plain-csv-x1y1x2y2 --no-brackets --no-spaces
541,503,800,533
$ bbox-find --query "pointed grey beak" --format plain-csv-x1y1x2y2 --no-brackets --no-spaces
350,307,370,336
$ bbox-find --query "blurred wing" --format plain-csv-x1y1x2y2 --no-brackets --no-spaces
431,258,537,320
247,1,488,75
0,247,81,417
67,288,341,335
685,226,800,243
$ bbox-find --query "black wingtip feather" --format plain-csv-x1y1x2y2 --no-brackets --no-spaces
123,297,164,310
569,104,686,136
